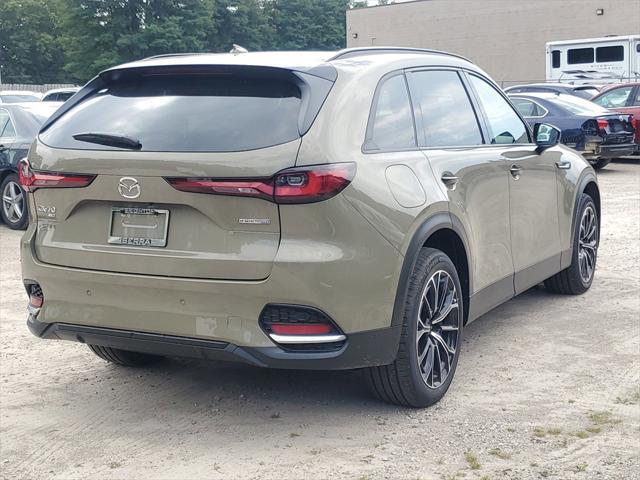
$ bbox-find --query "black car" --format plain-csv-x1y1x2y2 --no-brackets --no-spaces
1,103,61,229
504,83,600,99
509,92,636,169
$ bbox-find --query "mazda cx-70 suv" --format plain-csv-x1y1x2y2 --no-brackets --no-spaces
22,49,600,407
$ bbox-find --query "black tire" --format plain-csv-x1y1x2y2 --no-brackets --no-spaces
88,344,163,367
365,248,463,408
0,173,29,230
544,193,598,295
590,158,610,170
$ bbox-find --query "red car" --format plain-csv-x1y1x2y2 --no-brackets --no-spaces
592,83,640,153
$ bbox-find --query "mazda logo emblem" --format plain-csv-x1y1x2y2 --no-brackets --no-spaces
118,177,141,199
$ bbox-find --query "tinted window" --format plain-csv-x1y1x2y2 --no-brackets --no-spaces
552,50,561,68
634,88,640,106
470,76,529,144
408,70,482,147
594,86,633,108
365,74,416,151
596,45,624,62
551,95,610,116
567,48,594,64
512,98,545,117
41,74,302,152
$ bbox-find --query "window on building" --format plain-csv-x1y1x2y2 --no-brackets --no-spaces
364,74,416,151
567,48,594,64
407,70,483,147
596,45,624,62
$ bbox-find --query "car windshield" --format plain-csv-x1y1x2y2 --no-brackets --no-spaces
1,94,40,103
550,95,610,116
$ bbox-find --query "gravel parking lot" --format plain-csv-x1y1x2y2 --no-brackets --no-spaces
1,160,639,480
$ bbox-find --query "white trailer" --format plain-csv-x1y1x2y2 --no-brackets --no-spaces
546,35,640,85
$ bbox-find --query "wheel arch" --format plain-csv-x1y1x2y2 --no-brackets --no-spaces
392,212,472,328
574,173,601,241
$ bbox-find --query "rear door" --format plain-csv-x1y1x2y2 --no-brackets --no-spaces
406,68,515,312
466,74,562,294
32,67,319,280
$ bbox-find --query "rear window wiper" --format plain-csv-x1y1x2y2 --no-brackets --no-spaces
72,132,142,150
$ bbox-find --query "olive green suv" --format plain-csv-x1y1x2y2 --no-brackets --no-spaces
21,48,600,407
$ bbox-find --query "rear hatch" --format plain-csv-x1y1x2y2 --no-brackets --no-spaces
31,64,333,280
595,114,636,144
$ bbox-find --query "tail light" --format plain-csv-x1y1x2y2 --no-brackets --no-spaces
18,158,95,192
165,163,356,204
596,118,609,131
25,283,44,316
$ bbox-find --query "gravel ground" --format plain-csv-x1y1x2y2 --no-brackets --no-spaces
1,160,639,480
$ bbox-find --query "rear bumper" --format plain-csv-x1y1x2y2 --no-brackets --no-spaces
27,315,401,370
583,142,636,160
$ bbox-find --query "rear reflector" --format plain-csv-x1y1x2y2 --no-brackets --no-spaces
259,304,346,347
18,158,95,192
270,323,333,335
165,163,356,204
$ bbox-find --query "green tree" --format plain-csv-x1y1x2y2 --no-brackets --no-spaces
208,0,274,52
265,0,350,50
0,0,68,84
58,0,215,82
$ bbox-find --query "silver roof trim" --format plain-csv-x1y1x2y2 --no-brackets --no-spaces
329,47,471,63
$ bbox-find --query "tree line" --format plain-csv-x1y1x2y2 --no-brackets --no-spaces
0,0,389,85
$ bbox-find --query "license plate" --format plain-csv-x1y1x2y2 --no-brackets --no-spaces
108,207,169,247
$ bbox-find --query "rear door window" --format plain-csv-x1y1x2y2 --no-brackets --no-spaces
407,70,483,147
469,75,530,144
512,98,546,117
41,73,303,152
594,86,633,108
364,74,416,151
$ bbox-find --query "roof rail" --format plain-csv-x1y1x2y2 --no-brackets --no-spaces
328,47,470,63
143,52,210,60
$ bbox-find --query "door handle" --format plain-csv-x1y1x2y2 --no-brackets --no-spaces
441,172,459,189
509,164,521,180
556,160,571,170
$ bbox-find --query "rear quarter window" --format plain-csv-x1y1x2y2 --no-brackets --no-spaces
40,73,303,152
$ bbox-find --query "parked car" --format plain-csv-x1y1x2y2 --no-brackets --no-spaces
0,90,41,103
41,87,80,103
509,92,636,169
592,82,640,153
1,102,62,229
22,48,600,408
504,83,600,99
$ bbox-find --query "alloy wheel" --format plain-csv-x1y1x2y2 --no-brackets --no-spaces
578,205,598,284
2,180,25,225
416,270,460,389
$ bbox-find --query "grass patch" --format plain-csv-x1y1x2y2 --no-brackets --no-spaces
488,448,511,460
464,451,481,470
614,389,640,405
547,427,562,435
587,411,621,425
574,463,588,473
533,427,546,438
585,426,601,434
572,431,589,439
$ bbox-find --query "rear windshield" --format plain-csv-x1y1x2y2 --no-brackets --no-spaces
1,94,40,103
40,74,302,152
551,95,610,116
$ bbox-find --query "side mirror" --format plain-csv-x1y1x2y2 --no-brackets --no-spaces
533,123,561,151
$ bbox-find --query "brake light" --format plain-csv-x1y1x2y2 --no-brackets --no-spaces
18,159,95,192
596,118,609,131
165,163,356,204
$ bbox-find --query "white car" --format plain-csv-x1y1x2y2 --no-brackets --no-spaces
41,87,80,103
0,90,42,103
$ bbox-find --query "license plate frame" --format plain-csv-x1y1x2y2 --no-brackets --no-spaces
108,207,170,248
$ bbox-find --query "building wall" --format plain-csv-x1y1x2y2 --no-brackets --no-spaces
346,0,640,85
